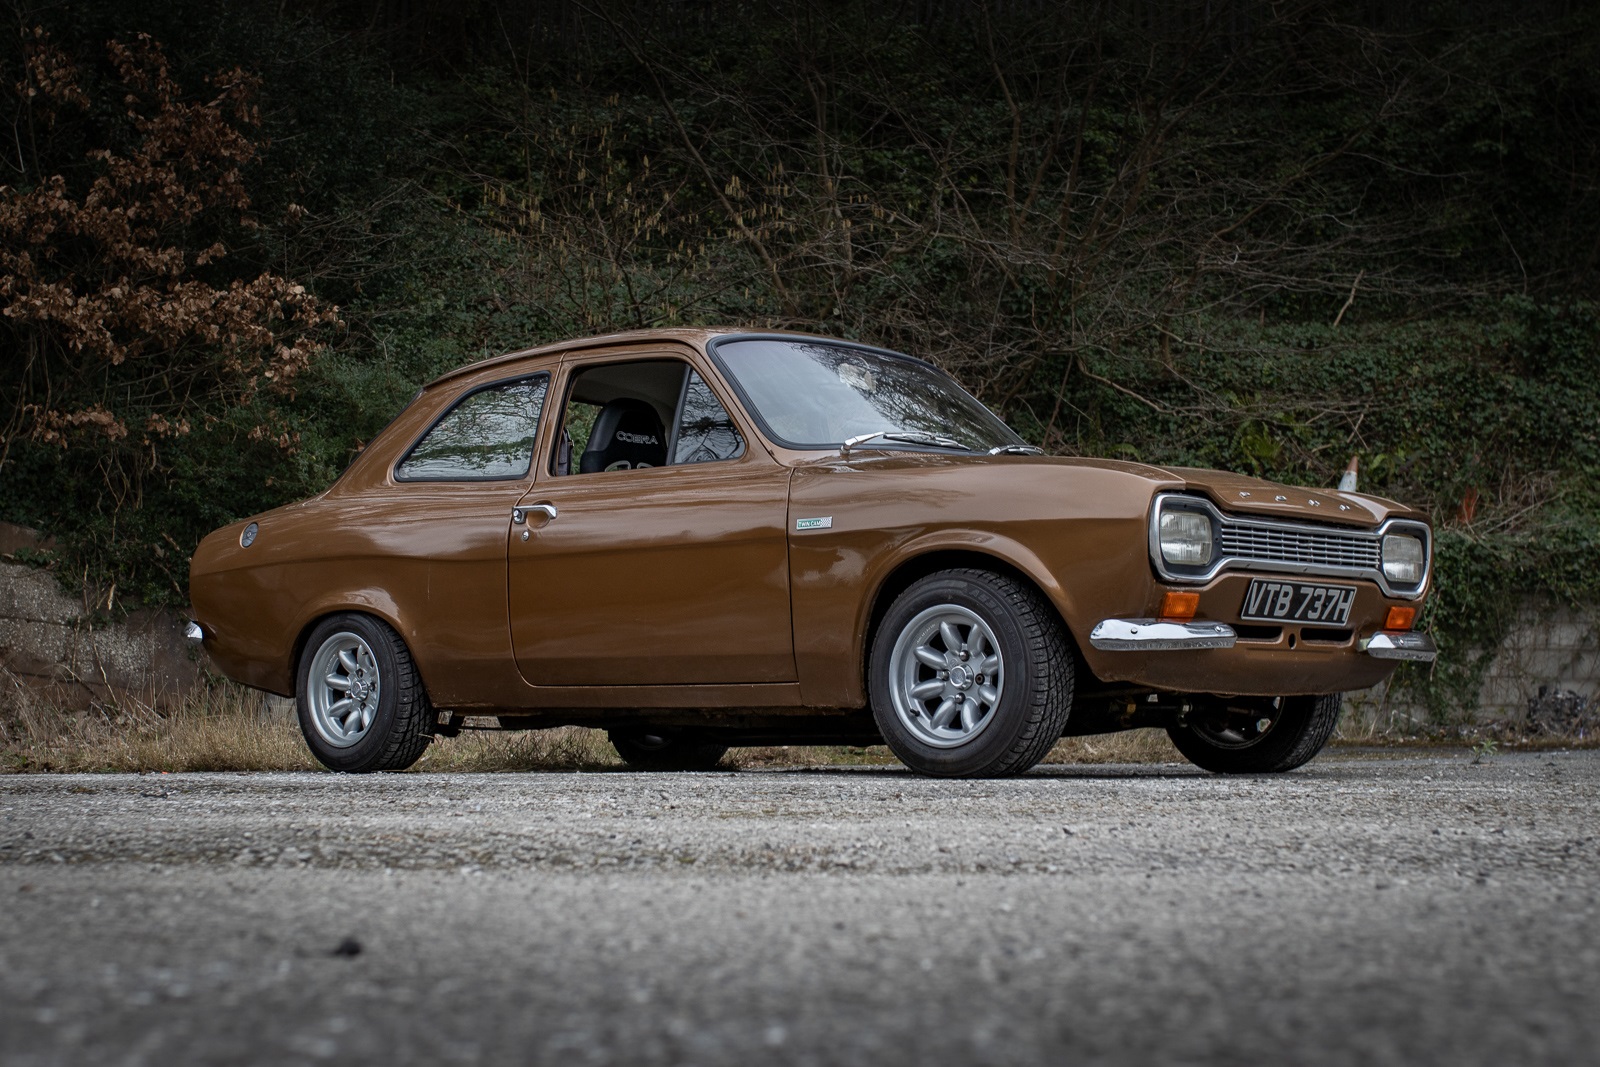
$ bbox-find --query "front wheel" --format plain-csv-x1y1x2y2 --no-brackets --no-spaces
1166,693,1343,774
869,569,1074,778
296,614,433,773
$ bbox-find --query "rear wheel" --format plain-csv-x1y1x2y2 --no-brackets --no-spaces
608,729,729,771
296,614,433,773
1166,693,1343,774
869,569,1074,778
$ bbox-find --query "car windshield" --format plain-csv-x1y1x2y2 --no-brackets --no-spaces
712,338,1027,451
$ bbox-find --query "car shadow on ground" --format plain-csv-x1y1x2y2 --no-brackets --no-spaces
744,763,1209,781
740,758,1424,781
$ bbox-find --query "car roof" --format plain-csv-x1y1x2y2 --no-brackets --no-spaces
422,327,919,389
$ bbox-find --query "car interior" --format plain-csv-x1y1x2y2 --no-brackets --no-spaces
553,359,742,475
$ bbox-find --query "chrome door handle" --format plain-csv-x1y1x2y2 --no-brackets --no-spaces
512,504,558,525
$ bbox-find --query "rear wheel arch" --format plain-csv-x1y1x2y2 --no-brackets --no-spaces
290,603,417,697
294,611,435,773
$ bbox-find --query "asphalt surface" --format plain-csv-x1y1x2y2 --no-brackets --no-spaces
2,749,1598,1066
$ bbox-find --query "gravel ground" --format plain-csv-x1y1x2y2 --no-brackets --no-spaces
2,749,1598,1066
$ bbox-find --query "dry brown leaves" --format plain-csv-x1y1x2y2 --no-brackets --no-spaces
1,30,339,452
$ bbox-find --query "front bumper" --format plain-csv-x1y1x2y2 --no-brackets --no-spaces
1360,630,1437,662
1091,617,1435,663
1089,619,1237,651
1076,569,1433,696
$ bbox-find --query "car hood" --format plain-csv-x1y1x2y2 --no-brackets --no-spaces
797,451,1420,528
1155,466,1418,527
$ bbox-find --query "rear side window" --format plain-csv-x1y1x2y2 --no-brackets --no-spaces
396,375,548,481
672,370,744,465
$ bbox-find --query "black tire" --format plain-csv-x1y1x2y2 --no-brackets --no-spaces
869,569,1074,778
1166,693,1343,774
295,613,434,773
608,729,729,771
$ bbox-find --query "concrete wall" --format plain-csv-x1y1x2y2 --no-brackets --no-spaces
1476,603,1600,715
1328,600,1599,729
0,524,205,709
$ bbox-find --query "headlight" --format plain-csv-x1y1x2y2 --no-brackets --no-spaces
1159,509,1214,566
1382,533,1425,585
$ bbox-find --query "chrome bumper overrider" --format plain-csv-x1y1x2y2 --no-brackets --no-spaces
1089,619,1237,651
185,620,204,642
1360,630,1437,662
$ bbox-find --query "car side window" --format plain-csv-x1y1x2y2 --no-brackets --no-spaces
556,360,679,475
672,370,744,465
395,375,548,481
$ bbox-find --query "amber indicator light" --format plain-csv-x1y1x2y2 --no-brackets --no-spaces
1385,606,1417,631
1159,592,1200,621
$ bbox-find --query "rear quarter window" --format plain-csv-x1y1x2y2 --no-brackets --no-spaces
395,375,549,481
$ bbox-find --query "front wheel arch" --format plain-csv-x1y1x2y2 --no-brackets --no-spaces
869,567,1076,777
864,549,1085,695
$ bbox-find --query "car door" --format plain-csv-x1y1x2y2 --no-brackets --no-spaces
373,370,552,705
507,350,796,687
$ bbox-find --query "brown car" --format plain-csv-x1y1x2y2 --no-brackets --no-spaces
188,329,1435,777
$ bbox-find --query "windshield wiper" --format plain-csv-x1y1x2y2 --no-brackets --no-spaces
988,444,1046,455
841,430,971,456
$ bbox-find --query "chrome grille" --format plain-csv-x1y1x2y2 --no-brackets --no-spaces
1149,491,1431,599
1218,521,1381,571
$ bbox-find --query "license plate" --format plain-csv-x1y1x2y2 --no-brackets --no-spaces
1240,579,1357,626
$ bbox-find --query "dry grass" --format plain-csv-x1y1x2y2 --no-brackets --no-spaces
415,723,623,772
0,671,319,774
1333,697,1600,750
1,672,1190,773
1332,722,1600,751
1043,729,1183,764
12,670,1582,774
727,744,900,769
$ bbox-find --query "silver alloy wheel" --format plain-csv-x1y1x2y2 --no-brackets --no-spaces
887,604,1005,748
306,631,381,749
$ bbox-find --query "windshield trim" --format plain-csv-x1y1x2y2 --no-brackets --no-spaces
705,333,1018,452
